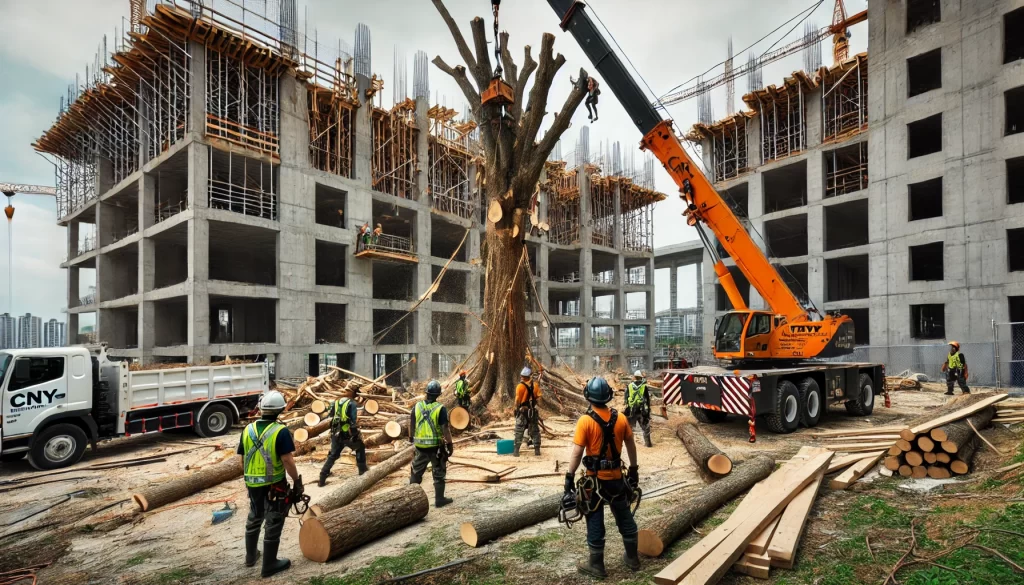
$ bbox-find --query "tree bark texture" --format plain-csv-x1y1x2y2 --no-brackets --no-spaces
637,455,774,557
310,446,416,517
460,493,563,547
132,457,242,511
675,422,733,482
299,484,429,562
931,407,995,450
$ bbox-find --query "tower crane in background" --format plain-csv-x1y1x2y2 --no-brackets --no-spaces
1,183,58,314
659,0,867,108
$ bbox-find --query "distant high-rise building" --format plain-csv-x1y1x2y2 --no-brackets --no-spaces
43,319,67,348
17,314,42,349
0,313,16,350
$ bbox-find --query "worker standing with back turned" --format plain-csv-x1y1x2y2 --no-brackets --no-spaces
318,392,368,486
453,370,471,409
238,390,302,578
624,370,653,447
409,380,455,507
565,376,640,578
941,340,971,395
513,367,542,456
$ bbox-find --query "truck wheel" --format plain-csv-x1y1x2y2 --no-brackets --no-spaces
763,380,801,434
798,377,824,427
845,373,875,416
690,406,729,424
28,424,88,470
196,404,234,438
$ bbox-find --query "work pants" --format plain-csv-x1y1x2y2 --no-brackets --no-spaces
320,431,367,479
456,394,471,410
946,372,970,394
586,95,599,118
514,407,541,451
245,484,287,547
627,408,652,446
409,446,447,488
583,478,638,553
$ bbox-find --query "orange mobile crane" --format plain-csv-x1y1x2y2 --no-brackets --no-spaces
546,1,886,437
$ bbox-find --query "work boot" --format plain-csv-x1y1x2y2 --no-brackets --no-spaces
434,484,453,508
644,436,653,448
357,463,368,476
577,550,607,579
623,540,641,571
534,445,541,456
513,440,522,457
317,476,327,488
244,531,261,567
260,540,290,578
944,391,954,396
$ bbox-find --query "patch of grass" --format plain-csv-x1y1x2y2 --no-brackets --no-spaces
155,568,196,585
125,551,154,568
978,477,1008,490
466,560,508,585
506,530,562,562
843,496,911,529
308,543,441,585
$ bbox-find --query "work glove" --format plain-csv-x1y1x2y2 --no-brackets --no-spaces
626,466,639,491
445,442,454,458
292,475,305,499
564,472,576,496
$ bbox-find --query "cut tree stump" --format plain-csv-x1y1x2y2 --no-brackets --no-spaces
950,440,978,475
637,455,774,557
460,493,563,547
311,400,328,415
675,423,733,482
309,446,416,517
450,407,471,431
299,484,429,562
304,412,322,426
363,399,379,415
132,458,242,511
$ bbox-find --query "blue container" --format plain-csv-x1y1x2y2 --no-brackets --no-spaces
496,439,514,455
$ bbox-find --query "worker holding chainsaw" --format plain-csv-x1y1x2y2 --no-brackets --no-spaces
561,376,641,578
318,393,368,486
409,380,455,507
238,390,304,578
513,366,543,456
941,340,971,396
624,370,653,447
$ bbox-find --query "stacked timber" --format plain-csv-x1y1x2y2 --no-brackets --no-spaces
993,400,1024,423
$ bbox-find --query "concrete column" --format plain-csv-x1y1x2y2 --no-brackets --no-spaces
67,313,79,345
187,141,209,211
612,182,623,251
187,140,210,361
415,211,433,379
67,222,79,260
669,261,678,310
68,267,80,309
279,73,310,168
414,96,430,203
188,41,206,138
353,76,374,188
578,169,593,364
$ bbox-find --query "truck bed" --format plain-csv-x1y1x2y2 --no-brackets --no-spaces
120,363,268,411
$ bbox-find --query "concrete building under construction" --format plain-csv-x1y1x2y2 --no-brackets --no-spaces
35,0,661,381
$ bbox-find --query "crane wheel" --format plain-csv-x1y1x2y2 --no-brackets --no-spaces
798,377,823,427
844,373,875,416
763,380,800,434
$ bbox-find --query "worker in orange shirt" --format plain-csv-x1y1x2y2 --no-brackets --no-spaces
513,366,542,456
564,376,640,578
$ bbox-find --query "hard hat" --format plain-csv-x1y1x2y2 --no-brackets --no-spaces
376,223,382,228
521,367,532,377
259,390,287,413
459,370,468,377
948,340,960,349
584,377,613,405
426,380,442,396
633,370,643,378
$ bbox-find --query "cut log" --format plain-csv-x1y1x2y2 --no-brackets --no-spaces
829,451,883,490
299,484,429,562
363,399,379,415
950,440,978,475
450,407,471,431
905,451,924,467
896,439,913,452
911,466,927,479
304,412,322,426
638,455,775,557
917,436,935,452
923,452,937,464
311,400,328,415
898,465,912,477
675,422,733,482
884,456,901,471
931,408,996,452
293,428,309,443
132,458,242,511
460,493,563,547
385,420,405,439
766,471,824,567
309,446,416,517
888,445,904,457
927,465,951,479
935,452,951,464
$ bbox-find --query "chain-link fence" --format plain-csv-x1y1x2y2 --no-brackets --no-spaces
822,343,997,387
994,322,1024,389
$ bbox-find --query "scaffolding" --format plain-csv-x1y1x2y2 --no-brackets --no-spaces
820,53,868,143
746,72,814,163
308,86,355,177
428,105,479,219
208,149,278,220
206,47,281,156
544,161,581,246
590,173,615,247
685,112,753,183
372,99,418,198
620,182,657,252
824,141,869,198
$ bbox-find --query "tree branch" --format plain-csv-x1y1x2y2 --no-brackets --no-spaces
432,55,496,164
430,0,486,88
514,34,562,174
471,17,493,82
512,45,536,123
530,67,589,183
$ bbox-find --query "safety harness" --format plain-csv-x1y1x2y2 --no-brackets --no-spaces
581,409,621,473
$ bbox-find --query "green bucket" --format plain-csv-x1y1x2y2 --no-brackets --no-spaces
496,439,514,455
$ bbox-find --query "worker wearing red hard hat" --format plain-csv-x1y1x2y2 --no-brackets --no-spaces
940,341,971,396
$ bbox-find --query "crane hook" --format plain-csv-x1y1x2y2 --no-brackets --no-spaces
3,192,13,221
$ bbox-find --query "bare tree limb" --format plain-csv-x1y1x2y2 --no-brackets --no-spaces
530,67,589,183
499,32,518,88
432,55,496,165
431,0,486,87
514,46,538,122
470,17,494,82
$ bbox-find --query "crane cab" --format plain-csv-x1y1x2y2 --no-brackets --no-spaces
714,310,857,362
713,310,778,361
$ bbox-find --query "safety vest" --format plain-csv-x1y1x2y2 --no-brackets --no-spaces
454,379,469,398
627,381,647,409
242,421,286,488
948,353,964,370
332,398,353,433
414,401,444,448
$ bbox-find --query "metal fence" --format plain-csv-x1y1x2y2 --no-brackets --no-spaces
995,321,1024,389
823,343,997,387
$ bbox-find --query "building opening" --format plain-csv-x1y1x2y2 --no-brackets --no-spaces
909,241,944,281
824,199,869,251
907,48,942,97
763,160,808,213
909,177,943,220
825,255,869,302
765,214,808,258
908,114,942,158
907,0,941,34
911,304,945,339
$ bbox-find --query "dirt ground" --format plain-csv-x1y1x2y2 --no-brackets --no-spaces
2,384,1023,585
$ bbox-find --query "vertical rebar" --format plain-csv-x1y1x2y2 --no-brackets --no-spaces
354,23,371,81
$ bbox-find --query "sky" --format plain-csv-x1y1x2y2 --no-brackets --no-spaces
0,0,866,325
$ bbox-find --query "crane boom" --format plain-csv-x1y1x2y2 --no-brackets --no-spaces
0,184,57,196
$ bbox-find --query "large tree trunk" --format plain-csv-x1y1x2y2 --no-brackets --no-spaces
930,407,995,452
637,455,774,557
460,493,562,547
299,484,429,562
309,446,416,517
132,457,242,511
675,423,733,482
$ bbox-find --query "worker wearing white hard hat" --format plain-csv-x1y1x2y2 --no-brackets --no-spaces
513,365,543,456
624,370,652,447
237,390,302,578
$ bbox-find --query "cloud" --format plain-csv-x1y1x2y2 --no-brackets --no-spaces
0,199,67,321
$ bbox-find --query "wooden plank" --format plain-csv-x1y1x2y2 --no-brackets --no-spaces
732,559,770,579
745,514,781,555
822,441,897,451
826,452,885,474
653,448,832,585
741,551,772,568
906,394,1008,435
826,443,899,453
808,425,903,438
767,471,824,565
820,434,901,442
829,451,884,489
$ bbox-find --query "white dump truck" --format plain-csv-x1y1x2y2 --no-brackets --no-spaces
0,346,268,470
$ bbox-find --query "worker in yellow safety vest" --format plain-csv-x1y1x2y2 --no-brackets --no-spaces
409,380,455,507
318,394,368,486
453,370,471,409
624,370,652,447
238,391,302,578
941,341,971,395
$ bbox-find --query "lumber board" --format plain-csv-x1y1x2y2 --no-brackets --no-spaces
741,551,772,568
820,434,901,442
808,425,904,438
746,514,781,555
826,452,885,474
653,448,832,585
766,472,824,565
829,451,883,489
822,441,897,451
906,394,1008,436
732,559,770,579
